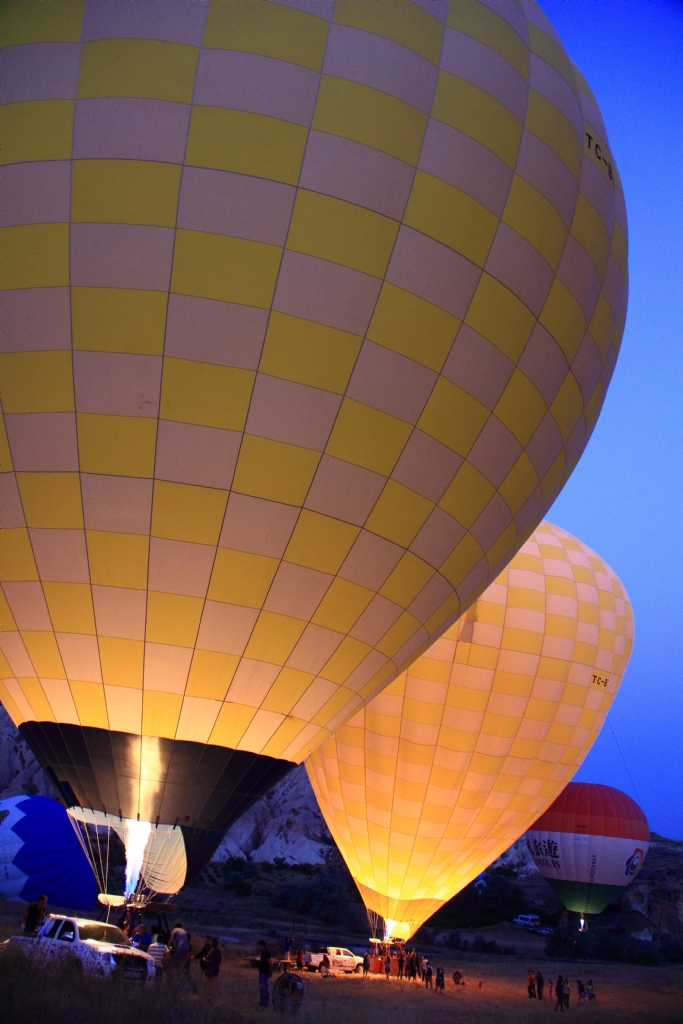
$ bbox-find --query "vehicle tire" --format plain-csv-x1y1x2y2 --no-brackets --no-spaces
318,965,325,973
354,965,362,974
306,966,315,973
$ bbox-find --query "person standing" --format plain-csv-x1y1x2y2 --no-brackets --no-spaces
424,961,433,989
536,970,545,1000
577,979,589,1007
587,979,596,1003
564,977,571,1009
148,931,170,976
22,894,48,935
384,953,391,980
202,937,222,996
283,936,292,965
397,948,405,979
168,920,190,968
554,977,565,1012
435,966,444,993
527,970,537,998
132,922,152,951
257,940,272,1008
296,949,304,972
362,950,370,977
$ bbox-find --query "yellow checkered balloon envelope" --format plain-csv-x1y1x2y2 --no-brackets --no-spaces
306,523,634,940
1,0,627,874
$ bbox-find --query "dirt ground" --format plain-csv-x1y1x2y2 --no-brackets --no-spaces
2,899,681,1024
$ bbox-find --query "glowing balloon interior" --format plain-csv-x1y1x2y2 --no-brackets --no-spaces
307,523,634,939
526,782,649,915
1,0,627,870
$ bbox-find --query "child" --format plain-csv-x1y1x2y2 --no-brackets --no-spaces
435,966,444,993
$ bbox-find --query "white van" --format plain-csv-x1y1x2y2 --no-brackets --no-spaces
513,914,541,928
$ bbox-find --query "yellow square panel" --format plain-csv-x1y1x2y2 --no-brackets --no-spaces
284,511,359,575
262,717,308,760
313,77,427,166
86,531,149,590
367,284,460,372
380,553,434,609
244,611,307,665
3,0,84,45
502,175,568,271
203,0,329,71
78,40,198,102
151,480,228,546
0,419,12,473
72,160,182,228
312,578,374,634
146,591,203,648
334,0,442,64
494,370,547,447
1,225,69,290
432,73,522,170
287,190,399,279
404,171,498,267
539,278,586,363
261,668,314,715
72,288,168,355
232,434,321,506
18,678,55,722
0,530,39,582
99,637,144,689
171,229,281,308
465,274,536,361
77,413,157,478
570,194,611,278
142,690,182,740
525,91,582,186
365,480,434,548
376,610,421,659
207,548,279,608
21,632,65,678
71,680,108,730
325,399,411,476
588,295,614,361
439,533,485,589
550,374,584,443
43,582,95,634
17,474,83,530
186,650,239,701
446,0,528,81
312,685,357,728
209,702,256,748
528,24,577,97
160,358,254,431
0,351,74,413
320,637,372,684
2,100,74,164
186,106,307,185
417,377,489,457
610,220,628,281
260,313,362,395
498,454,539,517
540,452,566,504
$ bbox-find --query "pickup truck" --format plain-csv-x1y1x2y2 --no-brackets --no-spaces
4,914,155,982
304,946,363,973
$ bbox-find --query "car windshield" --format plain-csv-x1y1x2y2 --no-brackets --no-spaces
79,923,130,946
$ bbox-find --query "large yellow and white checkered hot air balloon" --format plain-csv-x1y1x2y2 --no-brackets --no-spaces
307,523,634,940
1,0,627,888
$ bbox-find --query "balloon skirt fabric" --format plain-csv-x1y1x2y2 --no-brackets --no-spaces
0,794,97,909
1,1,627,774
306,523,634,938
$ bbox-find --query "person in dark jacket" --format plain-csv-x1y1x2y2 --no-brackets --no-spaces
257,940,272,1007
202,937,222,995
22,894,48,934
536,970,545,1000
435,966,445,993
554,976,565,1012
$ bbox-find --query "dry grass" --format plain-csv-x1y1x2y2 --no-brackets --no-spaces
3,939,682,1024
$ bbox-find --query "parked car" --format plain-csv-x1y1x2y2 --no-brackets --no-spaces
512,914,541,928
3,915,155,982
304,946,363,973
536,927,554,936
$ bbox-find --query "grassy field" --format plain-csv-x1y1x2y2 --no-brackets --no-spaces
3,904,682,1024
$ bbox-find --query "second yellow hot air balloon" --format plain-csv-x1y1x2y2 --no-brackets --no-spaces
306,522,633,939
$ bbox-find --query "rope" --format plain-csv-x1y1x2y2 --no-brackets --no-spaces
607,719,645,811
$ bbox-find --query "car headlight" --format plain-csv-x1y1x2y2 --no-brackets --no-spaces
95,951,115,964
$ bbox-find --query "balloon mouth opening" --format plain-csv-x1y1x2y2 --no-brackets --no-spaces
579,917,588,932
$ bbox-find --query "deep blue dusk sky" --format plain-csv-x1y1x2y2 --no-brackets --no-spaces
537,1,683,838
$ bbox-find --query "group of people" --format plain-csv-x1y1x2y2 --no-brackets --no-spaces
527,971,596,1009
366,948,447,990
118,917,222,987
